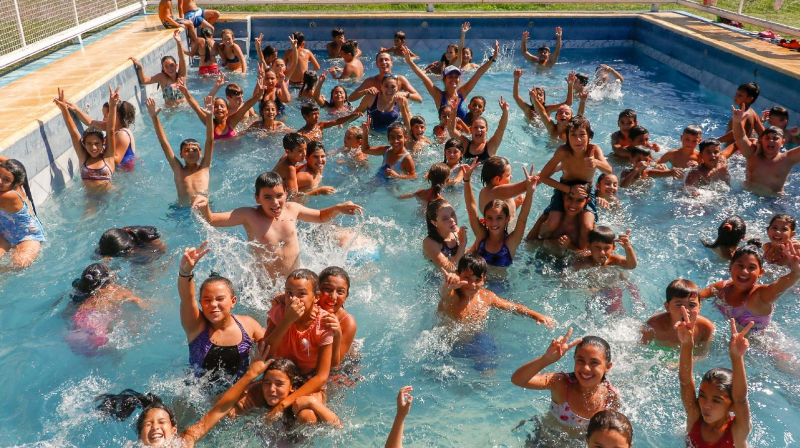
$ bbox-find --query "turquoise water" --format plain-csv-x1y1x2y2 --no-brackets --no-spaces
2,47,800,447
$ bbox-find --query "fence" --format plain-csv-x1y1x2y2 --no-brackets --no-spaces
0,0,147,70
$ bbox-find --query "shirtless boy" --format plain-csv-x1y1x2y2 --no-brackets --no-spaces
521,28,562,69
159,0,196,41
328,41,364,80
284,32,321,85
348,51,422,103
657,125,702,168
179,0,219,32
640,279,715,350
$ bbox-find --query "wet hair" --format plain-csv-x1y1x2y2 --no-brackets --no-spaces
266,357,304,392
225,83,243,97
95,389,176,436
254,171,285,194
300,102,320,118
618,109,637,122
586,410,633,446
200,27,214,63
376,49,393,60
443,137,464,163
286,268,319,293
341,40,357,56
300,70,318,94
410,115,426,127
761,127,785,141
425,199,452,245
199,272,235,297
575,336,612,380
72,263,111,295
698,138,721,153
283,132,307,151
665,278,699,303
160,55,177,71
116,101,136,128
98,226,160,256
179,138,200,154
471,116,488,128
0,159,37,215
730,239,764,268
387,121,407,138
575,73,590,86
327,85,349,108
628,125,649,142
482,199,510,220
538,45,550,52
588,226,615,244
262,45,277,60
82,126,106,146
345,125,363,140
320,266,350,289
564,116,594,153
426,163,450,200
259,99,278,119
768,106,788,120
737,82,760,103
465,96,486,125
437,105,452,120
457,252,487,278
701,367,734,400
331,27,344,38
441,44,459,65
469,96,486,107
683,125,702,137
769,213,797,231
306,140,325,156
702,215,746,249
292,32,305,46
628,145,651,159
394,31,406,40
480,156,510,186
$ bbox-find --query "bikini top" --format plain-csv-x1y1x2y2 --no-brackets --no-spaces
477,236,513,267
548,372,618,429
162,83,185,101
687,415,735,448
81,159,113,181
714,300,772,331
214,124,237,140
368,95,400,131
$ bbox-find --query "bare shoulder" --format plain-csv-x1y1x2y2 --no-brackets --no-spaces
236,314,264,332
589,143,603,156
645,312,669,329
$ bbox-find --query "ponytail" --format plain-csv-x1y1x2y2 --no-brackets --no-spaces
0,159,37,215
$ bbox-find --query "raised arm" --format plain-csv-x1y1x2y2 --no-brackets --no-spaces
295,201,363,224
577,91,587,117
456,22,469,69
759,247,800,304
227,79,265,129
402,46,440,103
65,101,102,127
731,104,757,158
129,57,160,85
508,166,538,252
486,97,509,156
545,27,562,68
200,98,215,169
462,160,486,241
177,242,211,341
385,387,413,448
174,29,188,78
601,64,623,82
54,88,88,163
511,328,581,389
146,98,180,171
460,40,497,97
512,69,531,113
179,81,210,123
728,319,753,445
207,72,226,99
532,90,556,136
254,33,266,68
676,306,701,431
192,195,247,227
313,71,328,107
104,86,119,166
520,31,538,64
616,230,637,269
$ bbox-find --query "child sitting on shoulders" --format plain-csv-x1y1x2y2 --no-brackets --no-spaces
619,146,683,188
398,163,448,203
297,103,362,143
764,214,800,266
640,278,714,350
527,181,594,254
702,215,747,261
685,139,730,187
297,141,335,196
407,116,432,153
657,125,702,168
382,31,418,57
610,109,637,158
573,227,636,270
273,133,308,194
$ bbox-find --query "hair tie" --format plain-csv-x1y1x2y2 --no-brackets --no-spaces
722,223,733,231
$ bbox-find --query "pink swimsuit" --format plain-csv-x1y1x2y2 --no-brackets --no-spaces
214,125,237,140
548,372,618,429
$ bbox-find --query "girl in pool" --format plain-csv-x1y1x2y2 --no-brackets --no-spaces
677,314,752,448
463,160,538,268
700,240,800,332
403,36,498,123
513,69,575,122
217,29,246,73
423,199,468,272
361,118,417,180
180,77,264,140
355,74,412,132
433,105,471,144
478,156,529,221
313,71,351,114
186,27,219,76
586,410,633,448
297,70,319,101
297,141,335,196
449,97,510,164
259,66,292,114
178,242,266,383
702,216,747,261
65,99,137,170
407,116,432,153
68,263,144,350
248,100,290,133
464,95,485,127
763,214,800,266
129,30,187,106
424,22,469,75
594,173,620,209
54,86,118,194
97,226,167,262
0,158,45,270
511,329,620,436
398,163,449,203
318,266,358,367
443,138,465,184
460,46,481,71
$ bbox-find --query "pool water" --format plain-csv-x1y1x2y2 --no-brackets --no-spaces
2,46,800,447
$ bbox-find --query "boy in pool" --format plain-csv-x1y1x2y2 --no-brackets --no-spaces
640,279,714,350
296,103,362,143
147,98,213,207
192,172,362,279
521,27,562,69
627,125,661,153
327,27,344,58
573,227,637,270
610,109,637,158
657,125,702,168
719,82,760,153
284,32,320,85
439,254,555,327
158,0,196,41
179,0,218,32
620,146,683,188
382,31,418,58
273,133,308,194
331,126,368,164
327,41,364,80
759,106,800,148
685,139,730,187
527,182,594,254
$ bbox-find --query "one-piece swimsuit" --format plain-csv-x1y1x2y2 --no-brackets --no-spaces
714,300,772,331
439,91,469,122
378,151,408,178
188,316,253,381
118,128,136,169
548,372,618,429
477,236,513,267
368,95,400,131
0,190,46,246
441,236,459,259
687,415,735,448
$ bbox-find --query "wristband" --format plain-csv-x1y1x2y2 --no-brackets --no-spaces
179,269,194,279
463,179,471,183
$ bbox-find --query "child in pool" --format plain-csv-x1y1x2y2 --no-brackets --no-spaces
627,125,661,154
129,30,188,106
459,46,481,71
0,158,45,270
640,279,715,350
478,156,528,221
385,386,414,448
354,73,412,132
179,0,218,31
398,163,449,203
230,358,340,426
207,76,257,119
677,317,753,448
585,410,634,448
349,50,422,103
423,199,468,272
521,27,562,69
258,64,294,111
573,227,637,270
433,105,470,143
512,69,575,122
180,77,264,140
407,116,432,153
719,82,760,151
449,97,509,164
313,72,352,114
538,116,611,249
326,27,345,58
381,30,417,57
331,125,368,164
66,99,137,170
619,146,683,188
533,92,587,141
97,226,167,262
443,138,464,184
361,119,417,180
193,172,362,279
511,330,619,435
657,125,702,168
297,103,362,143
248,100,290,133
423,22,469,75
594,173,619,209
463,161,538,268
297,141,335,196
464,96,486,127
439,254,555,327
263,269,334,422
54,86,118,194
527,182,593,254
297,70,318,101
702,215,747,261
700,241,800,331
764,214,800,266
147,98,214,206
178,242,265,382
685,139,730,187
610,109,637,158
69,263,144,349
731,104,800,196
186,28,219,76
318,266,358,367
284,32,320,85
217,29,246,73
590,64,624,87
759,106,800,148
274,133,308,194
328,40,363,80
158,0,196,41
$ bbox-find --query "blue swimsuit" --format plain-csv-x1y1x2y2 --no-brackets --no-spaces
439,92,469,122
0,190,45,247
377,151,409,178
477,236,513,267
184,8,205,27
118,129,135,168
368,96,400,131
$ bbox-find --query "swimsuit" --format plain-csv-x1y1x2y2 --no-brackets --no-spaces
477,236,513,267
118,128,136,170
224,54,241,64
461,140,490,165
188,316,253,381
81,160,113,181
162,83,184,102
199,64,219,76
439,91,469,122
214,124,237,140
0,190,46,246
367,95,400,131
162,17,186,28
377,151,408,178
184,8,205,27
441,236,459,259
548,372,617,429
714,300,772,331
543,177,598,221
687,415,735,448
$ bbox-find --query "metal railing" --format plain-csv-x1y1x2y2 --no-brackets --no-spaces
0,0,147,70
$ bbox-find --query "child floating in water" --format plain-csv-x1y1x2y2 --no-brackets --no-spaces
423,199,467,272
657,125,702,168
764,214,800,266
640,279,715,350
702,215,747,261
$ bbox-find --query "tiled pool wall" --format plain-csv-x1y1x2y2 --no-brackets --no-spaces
6,14,799,205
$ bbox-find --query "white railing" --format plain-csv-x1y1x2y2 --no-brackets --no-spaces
0,0,148,70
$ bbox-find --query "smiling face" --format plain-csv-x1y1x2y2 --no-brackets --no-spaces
444,145,462,164
227,91,244,108
287,143,307,164
666,294,701,326
261,369,294,407
213,98,228,121
699,144,721,169
589,240,615,265
263,71,278,90
306,150,327,171
222,33,234,46
493,164,512,186
564,190,590,218
444,72,461,90
285,277,316,310
468,98,485,116
376,53,393,74
537,47,550,60
255,184,287,218
179,142,202,163
483,206,509,235
319,274,349,313
729,253,763,289
767,218,796,245
138,408,177,446
82,134,105,158
597,175,619,198
617,117,636,132
587,429,630,448
568,126,590,153
556,105,573,124
344,129,362,148
411,122,426,138
199,281,236,324
631,133,649,147
272,59,286,76
573,345,611,388
331,86,347,106
161,58,178,77
471,119,488,140
697,380,733,424
445,46,458,64
530,87,545,104
381,78,398,97
433,204,459,236
457,268,486,295
262,102,278,120
303,109,320,126
387,127,405,150
681,132,702,150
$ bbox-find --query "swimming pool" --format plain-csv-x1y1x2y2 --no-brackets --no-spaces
2,29,800,448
